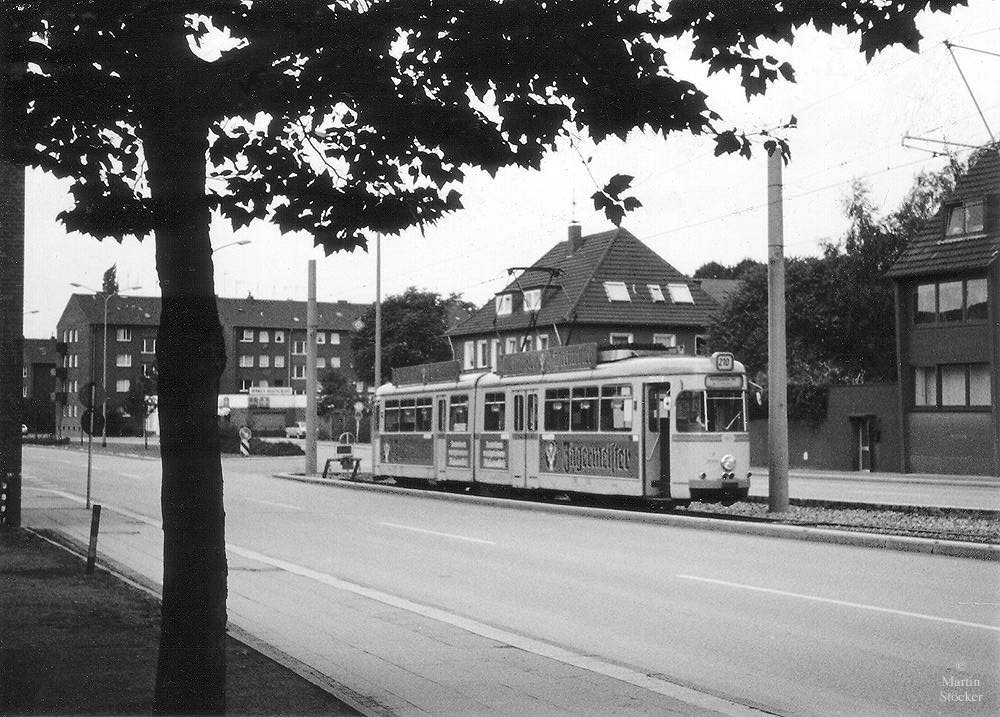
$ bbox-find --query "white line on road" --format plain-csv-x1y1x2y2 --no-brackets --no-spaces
377,521,495,545
118,472,146,480
227,544,762,715
677,574,1000,633
243,498,303,511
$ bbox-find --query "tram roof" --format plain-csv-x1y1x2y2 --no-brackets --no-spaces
375,353,745,397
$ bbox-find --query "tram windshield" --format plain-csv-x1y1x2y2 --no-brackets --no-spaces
676,390,745,433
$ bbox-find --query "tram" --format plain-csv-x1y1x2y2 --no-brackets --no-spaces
373,343,751,505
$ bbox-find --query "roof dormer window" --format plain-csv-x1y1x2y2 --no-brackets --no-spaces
603,281,631,302
523,289,542,312
946,200,985,236
667,283,694,304
495,293,512,316
647,284,665,302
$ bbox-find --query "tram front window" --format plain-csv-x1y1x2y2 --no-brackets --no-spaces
676,390,745,432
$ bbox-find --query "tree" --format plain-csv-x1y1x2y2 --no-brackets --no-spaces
2,2,964,711
352,288,455,386
102,263,119,295
708,164,960,412
694,258,762,280
318,368,360,438
123,371,157,445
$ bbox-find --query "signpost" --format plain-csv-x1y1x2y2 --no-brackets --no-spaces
353,400,365,442
238,425,252,456
79,382,100,508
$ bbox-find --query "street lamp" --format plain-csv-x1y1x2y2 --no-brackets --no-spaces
70,282,143,447
213,239,251,253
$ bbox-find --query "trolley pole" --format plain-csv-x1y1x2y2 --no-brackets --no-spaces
306,260,318,475
767,147,790,512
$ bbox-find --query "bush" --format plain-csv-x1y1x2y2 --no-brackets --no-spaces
21,435,71,446
249,438,303,456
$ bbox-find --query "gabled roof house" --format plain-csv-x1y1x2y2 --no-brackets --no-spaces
448,224,721,370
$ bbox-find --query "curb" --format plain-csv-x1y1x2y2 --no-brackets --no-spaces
24,527,386,717
277,473,999,562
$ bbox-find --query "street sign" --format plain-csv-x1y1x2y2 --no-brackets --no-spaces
238,425,252,456
78,382,102,409
81,409,104,437
353,401,365,418
238,426,252,441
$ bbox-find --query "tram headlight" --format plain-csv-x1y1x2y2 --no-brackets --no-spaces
720,454,736,472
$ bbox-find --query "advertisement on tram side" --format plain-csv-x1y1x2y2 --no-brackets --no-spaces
380,435,434,466
539,436,638,478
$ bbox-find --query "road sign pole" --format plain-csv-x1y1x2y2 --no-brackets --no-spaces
86,383,94,509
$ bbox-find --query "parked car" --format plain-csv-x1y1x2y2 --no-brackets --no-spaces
284,421,307,439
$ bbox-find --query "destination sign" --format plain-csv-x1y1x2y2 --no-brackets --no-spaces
705,374,744,389
497,343,598,377
393,360,462,386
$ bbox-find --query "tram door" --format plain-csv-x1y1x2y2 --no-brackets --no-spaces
643,383,671,497
509,390,539,488
434,394,448,479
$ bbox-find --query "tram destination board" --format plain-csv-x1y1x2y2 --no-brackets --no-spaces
392,359,462,386
497,343,598,377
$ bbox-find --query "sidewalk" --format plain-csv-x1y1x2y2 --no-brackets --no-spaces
0,527,358,716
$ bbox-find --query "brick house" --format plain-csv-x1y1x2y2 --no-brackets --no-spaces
886,148,999,476
55,294,368,436
448,225,721,370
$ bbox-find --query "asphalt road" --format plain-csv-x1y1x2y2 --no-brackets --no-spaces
21,446,1000,715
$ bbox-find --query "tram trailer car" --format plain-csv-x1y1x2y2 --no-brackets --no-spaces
374,344,751,506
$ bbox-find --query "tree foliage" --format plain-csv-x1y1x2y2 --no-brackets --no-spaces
317,368,357,417
694,258,761,280
351,288,460,386
102,264,119,295
708,163,961,417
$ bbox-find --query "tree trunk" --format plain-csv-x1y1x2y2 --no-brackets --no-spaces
141,22,227,715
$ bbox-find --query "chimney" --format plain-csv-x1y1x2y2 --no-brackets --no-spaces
567,222,583,254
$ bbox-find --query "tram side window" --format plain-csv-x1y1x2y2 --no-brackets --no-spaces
449,394,469,431
570,386,598,431
544,388,570,431
513,394,524,432
384,399,400,432
676,391,706,432
415,397,433,432
399,398,417,432
600,385,633,431
437,398,447,432
527,394,538,432
706,390,745,432
484,392,506,431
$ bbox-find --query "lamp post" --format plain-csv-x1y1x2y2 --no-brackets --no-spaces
213,239,251,253
70,282,142,447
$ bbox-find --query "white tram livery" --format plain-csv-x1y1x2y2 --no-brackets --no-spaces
374,343,751,505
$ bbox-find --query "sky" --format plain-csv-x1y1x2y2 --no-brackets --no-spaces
21,0,1000,338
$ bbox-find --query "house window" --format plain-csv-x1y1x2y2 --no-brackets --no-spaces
946,200,985,236
317,357,326,369
505,337,518,354
667,283,694,304
116,379,130,393
609,333,633,345
648,284,665,302
259,355,270,368
537,334,549,351
477,339,488,368
913,363,992,408
695,335,709,356
274,355,285,368
293,364,306,379
240,329,254,342
463,341,475,370
274,331,285,343
142,338,156,354
240,379,252,392
603,281,630,302
329,332,340,345
73,355,78,368
653,333,676,348
259,330,269,343
116,328,132,342
142,364,154,378
491,339,500,367
292,340,306,355
495,293,512,316
316,332,326,344
239,355,253,368
523,289,542,312
913,278,989,324
331,356,341,368
116,354,132,368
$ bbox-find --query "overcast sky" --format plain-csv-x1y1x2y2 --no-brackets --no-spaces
21,1,1000,338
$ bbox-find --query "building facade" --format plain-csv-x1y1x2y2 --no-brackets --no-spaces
55,294,368,437
887,148,999,476
448,225,722,370
21,338,58,434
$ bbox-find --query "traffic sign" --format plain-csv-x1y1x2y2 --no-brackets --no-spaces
81,409,105,437
238,426,252,441
78,382,102,409
238,425,252,456
353,401,365,418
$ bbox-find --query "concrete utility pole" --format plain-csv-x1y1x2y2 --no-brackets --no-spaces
767,148,790,512
306,260,318,474
371,234,382,475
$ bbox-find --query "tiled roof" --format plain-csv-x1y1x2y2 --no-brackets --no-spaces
887,148,1000,279
449,227,719,336
66,294,368,331
697,279,741,305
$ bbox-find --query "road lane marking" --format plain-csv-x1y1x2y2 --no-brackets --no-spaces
226,544,762,715
244,498,303,511
377,521,495,545
118,472,146,480
677,574,1000,633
